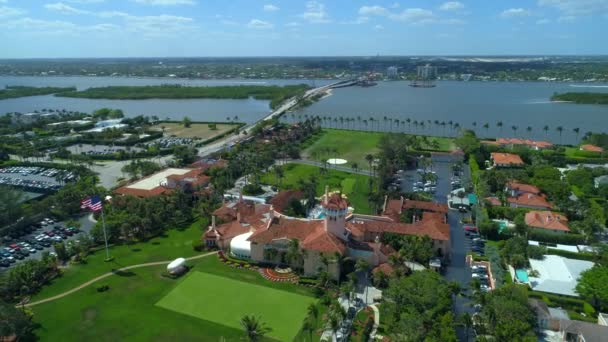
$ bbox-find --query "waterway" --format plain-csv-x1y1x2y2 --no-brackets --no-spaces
291,80,608,145
1,77,607,144
0,76,332,123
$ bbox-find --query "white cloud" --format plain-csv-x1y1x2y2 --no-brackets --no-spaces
536,18,551,24
247,19,273,29
341,16,369,24
0,5,24,17
98,11,128,18
500,8,532,18
263,4,279,12
220,19,238,25
132,0,195,6
359,6,443,25
538,0,608,16
359,5,389,16
285,21,300,27
389,2,400,9
45,2,90,15
373,24,384,30
124,14,196,36
301,1,330,23
439,1,464,11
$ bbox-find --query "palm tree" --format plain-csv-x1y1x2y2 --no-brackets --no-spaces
483,123,489,136
496,121,503,134
351,162,358,173
302,318,315,342
355,258,370,302
365,154,374,180
286,238,303,271
573,127,580,142
526,126,532,138
543,125,549,137
307,303,319,322
556,126,564,144
406,118,411,131
511,125,518,137
240,315,272,342
459,312,473,342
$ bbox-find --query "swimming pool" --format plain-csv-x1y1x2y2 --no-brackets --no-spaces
516,269,529,283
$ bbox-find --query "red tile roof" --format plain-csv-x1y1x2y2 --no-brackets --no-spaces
485,197,502,206
248,215,346,254
525,211,569,232
491,152,524,166
114,186,168,198
210,220,252,240
347,212,449,241
323,193,349,210
402,199,449,214
372,263,394,275
508,193,552,209
506,181,541,195
383,199,403,221
496,138,553,149
269,190,304,213
114,168,209,198
580,144,604,152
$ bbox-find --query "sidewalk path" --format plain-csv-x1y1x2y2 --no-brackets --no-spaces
369,304,381,340
24,251,216,307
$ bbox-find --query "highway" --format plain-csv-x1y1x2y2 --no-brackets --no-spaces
195,80,344,157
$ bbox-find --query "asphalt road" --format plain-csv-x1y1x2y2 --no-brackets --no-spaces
397,153,473,341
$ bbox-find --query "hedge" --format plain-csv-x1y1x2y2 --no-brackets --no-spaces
529,291,596,319
527,230,587,245
545,248,596,262
487,206,530,220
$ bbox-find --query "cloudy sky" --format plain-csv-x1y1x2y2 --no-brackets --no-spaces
0,0,606,58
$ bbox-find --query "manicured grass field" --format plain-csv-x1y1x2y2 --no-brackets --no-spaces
31,219,206,302
149,122,238,139
303,129,454,167
157,272,315,341
261,163,374,214
565,147,606,159
33,255,314,341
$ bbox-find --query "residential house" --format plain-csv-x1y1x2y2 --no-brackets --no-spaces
115,167,211,198
580,144,604,153
504,181,553,210
525,211,570,234
491,152,525,168
496,138,554,150
594,175,608,189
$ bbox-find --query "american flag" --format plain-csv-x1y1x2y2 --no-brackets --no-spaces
81,196,102,212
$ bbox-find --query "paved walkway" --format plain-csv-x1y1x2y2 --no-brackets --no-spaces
369,304,381,340
24,251,216,307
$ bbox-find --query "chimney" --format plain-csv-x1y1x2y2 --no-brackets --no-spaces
239,191,243,203
324,185,329,205
212,215,216,230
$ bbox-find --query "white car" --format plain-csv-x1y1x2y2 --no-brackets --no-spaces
472,273,488,279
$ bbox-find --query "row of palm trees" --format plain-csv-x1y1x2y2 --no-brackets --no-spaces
287,113,586,143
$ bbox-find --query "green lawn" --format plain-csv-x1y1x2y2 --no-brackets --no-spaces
157,272,315,341
565,147,606,159
33,256,315,341
303,129,454,168
31,219,206,302
262,163,374,214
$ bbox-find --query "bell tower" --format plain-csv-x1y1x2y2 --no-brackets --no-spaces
322,187,348,240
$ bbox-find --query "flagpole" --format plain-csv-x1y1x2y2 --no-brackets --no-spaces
101,206,111,261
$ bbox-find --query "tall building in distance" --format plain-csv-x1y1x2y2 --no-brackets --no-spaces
410,64,438,88
417,64,438,80
386,66,399,79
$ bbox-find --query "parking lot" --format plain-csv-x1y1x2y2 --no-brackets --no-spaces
67,144,143,157
0,166,75,191
145,137,194,149
0,214,96,271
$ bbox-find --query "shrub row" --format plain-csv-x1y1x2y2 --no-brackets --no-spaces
529,291,596,317
545,248,596,262
527,230,587,245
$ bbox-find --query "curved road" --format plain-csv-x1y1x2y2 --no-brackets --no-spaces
24,251,217,307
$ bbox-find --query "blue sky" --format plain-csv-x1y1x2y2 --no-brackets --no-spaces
0,0,606,58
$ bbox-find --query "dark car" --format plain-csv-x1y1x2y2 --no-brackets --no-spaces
347,307,357,319
13,253,24,260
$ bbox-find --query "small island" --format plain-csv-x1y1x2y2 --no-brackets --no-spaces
551,92,608,105
0,86,77,100
57,84,310,109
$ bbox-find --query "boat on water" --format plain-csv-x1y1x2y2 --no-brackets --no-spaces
409,79,436,88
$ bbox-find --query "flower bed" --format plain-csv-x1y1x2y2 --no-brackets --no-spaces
259,267,299,283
